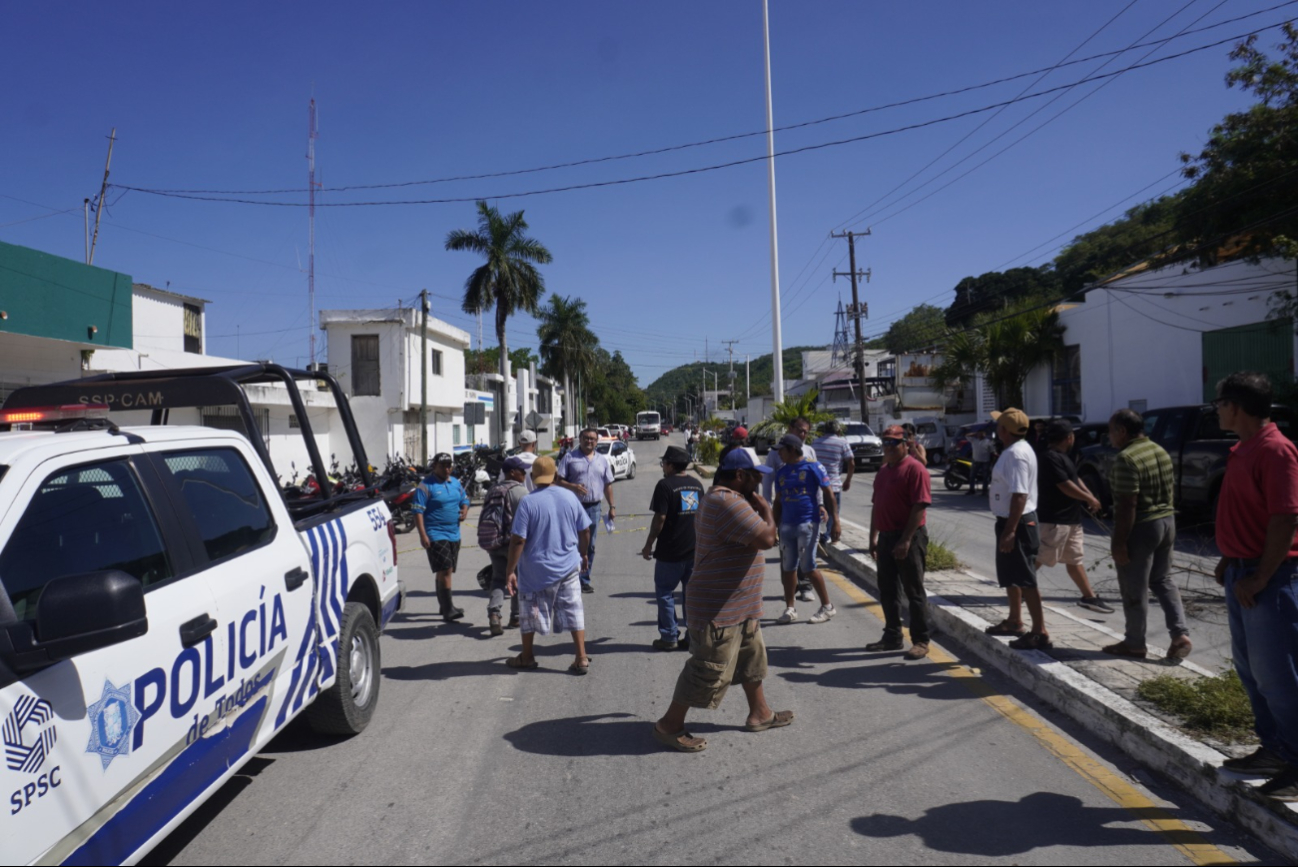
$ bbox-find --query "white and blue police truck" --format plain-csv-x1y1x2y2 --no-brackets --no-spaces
0,365,402,865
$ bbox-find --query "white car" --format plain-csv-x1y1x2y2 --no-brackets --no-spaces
596,439,637,480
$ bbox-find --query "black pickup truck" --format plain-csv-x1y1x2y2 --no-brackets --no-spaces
1076,404,1294,516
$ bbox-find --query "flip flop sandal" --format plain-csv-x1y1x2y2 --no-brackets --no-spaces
652,724,707,752
985,620,1028,637
744,710,795,732
568,658,591,676
506,655,539,670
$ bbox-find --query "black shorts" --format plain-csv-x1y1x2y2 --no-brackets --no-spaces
994,515,1039,589
426,539,461,574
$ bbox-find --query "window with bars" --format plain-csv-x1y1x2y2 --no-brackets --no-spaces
1052,345,1082,416
183,303,203,354
352,335,381,396
431,349,443,377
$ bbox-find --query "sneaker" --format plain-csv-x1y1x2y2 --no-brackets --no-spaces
652,638,678,651
865,636,904,652
904,643,930,660
1077,596,1116,614
581,583,594,595
1222,747,1288,777
489,613,503,636
809,604,836,624
797,588,816,603
777,607,799,624
506,615,520,630
1259,767,1298,802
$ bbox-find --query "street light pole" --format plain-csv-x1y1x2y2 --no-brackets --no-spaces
762,0,784,403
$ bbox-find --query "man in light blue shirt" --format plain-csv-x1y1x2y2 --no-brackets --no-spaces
413,452,471,621
555,427,616,593
506,456,594,674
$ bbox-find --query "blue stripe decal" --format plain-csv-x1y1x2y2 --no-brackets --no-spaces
64,696,269,866
318,526,336,639
325,522,344,632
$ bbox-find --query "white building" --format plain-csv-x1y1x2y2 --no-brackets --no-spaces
321,307,472,463
1021,257,1298,422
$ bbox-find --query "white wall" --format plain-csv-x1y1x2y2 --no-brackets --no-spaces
133,287,205,355
0,333,82,393
1044,258,1297,422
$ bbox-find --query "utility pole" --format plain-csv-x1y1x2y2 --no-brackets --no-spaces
420,289,429,466
762,0,784,402
83,199,90,264
307,101,319,369
831,229,872,424
722,339,738,410
88,128,116,265
746,355,751,405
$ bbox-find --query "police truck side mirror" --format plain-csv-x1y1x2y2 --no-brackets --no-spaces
1,571,148,673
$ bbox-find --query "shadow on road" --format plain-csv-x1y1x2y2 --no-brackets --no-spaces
784,660,971,700
851,792,1203,855
384,659,514,681
504,712,731,756
138,757,276,866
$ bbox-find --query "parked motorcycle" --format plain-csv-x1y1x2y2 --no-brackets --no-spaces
943,457,972,491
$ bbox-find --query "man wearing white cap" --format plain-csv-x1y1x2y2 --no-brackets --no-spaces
501,429,540,492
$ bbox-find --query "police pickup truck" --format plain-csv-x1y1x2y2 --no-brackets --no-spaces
0,364,401,865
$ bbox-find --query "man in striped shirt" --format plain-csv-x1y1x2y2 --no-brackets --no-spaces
653,449,790,752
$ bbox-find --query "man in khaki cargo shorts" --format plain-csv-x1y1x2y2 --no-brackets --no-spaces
652,449,791,751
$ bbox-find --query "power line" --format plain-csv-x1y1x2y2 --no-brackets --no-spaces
106,22,1294,209
112,2,1298,199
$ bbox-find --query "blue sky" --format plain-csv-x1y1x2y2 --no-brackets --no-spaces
3,1,1293,387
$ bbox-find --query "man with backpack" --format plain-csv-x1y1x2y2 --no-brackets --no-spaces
481,456,530,635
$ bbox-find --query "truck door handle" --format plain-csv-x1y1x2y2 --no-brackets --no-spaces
179,614,217,648
285,567,309,591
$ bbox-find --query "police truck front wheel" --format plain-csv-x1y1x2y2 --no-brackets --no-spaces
307,602,380,736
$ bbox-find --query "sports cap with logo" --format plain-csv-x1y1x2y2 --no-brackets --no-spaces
718,448,774,474
531,456,558,484
432,452,453,465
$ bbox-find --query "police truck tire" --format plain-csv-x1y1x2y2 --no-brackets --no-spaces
306,601,380,736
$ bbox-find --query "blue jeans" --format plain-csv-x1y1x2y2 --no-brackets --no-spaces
820,491,841,544
1226,561,1298,765
581,503,601,586
654,558,694,642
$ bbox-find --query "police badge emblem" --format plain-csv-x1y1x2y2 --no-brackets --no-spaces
86,680,140,770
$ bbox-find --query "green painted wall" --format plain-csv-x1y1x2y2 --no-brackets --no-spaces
0,240,132,348
1202,319,1294,402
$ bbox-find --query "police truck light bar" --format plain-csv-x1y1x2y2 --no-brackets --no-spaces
0,404,110,425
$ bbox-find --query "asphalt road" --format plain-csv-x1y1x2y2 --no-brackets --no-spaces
144,433,1271,866
834,461,1233,672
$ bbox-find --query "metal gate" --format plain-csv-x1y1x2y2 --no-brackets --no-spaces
1202,319,1294,402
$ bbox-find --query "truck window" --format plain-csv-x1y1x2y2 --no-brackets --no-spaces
0,460,171,620
1194,410,1236,441
1154,411,1187,449
160,449,275,563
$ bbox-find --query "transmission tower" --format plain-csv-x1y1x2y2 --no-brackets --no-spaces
830,297,851,368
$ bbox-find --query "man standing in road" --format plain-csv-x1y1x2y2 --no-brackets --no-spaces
867,425,932,659
1036,420,1114,614
984,409,1050,650
413,452,471,622
555,428,616,594
481,456,529,635
1212,372,1298,801
813,419,855,544
968,429,994,496
764,416,819,602
505,456,593,674
641,445,705,651
773,434,840,624
499,429,539,491
718,426,748,466
1104,408,1190,661
652,449,790,752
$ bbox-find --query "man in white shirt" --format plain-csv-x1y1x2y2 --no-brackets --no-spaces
985,408,1050,650
501,429,540,491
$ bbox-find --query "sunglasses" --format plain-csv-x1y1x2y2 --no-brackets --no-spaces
881,438,904,447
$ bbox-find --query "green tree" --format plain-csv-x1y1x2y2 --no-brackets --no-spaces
446,200,553,444
537,294,596,432
1052,194,1185,294
585,348,645,426
945,267,1060,327
747,390,836,445
932,301,1064,408
465,346,539,376
884,303,947,354
1176,23,1298,265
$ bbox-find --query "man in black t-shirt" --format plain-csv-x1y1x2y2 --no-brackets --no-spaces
641,445,706,651
1036,420,1114,614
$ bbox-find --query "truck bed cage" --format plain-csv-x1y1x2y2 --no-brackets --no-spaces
2,363,376,518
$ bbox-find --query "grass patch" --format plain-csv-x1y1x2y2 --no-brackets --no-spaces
1136,670,1255,741
927,537,962,571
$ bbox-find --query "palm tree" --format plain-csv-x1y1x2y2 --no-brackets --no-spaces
932,302,1064,408
446,201,553,445
537,294,596,437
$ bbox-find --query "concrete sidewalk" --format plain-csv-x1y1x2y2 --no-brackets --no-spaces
824,520,1298,861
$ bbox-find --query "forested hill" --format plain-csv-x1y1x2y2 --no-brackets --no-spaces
644,345,824,404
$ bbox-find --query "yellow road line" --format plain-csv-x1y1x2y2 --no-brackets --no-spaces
822,568,1235,867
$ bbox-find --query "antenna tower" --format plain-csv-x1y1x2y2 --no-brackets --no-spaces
830,297,851,368
307,99,319,369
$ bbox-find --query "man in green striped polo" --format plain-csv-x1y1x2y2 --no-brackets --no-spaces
1104,408,1191,661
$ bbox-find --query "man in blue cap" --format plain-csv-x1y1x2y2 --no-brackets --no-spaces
653,448,790,752
414,452,471,622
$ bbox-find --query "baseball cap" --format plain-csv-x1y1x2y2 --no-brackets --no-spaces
519,430,538,444
503,455,530,472
531,456,557,484
1045,419,1075,443
992,408,1030,436
778,433,804,453
732,426,748,439
881,425,906,440
432,452,453,465
718,448,773,474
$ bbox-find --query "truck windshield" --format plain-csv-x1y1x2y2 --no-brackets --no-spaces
845,423,875,437
637,412,660,424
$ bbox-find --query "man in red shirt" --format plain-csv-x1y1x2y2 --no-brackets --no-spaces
1213,372,1298,802
867,425,933,659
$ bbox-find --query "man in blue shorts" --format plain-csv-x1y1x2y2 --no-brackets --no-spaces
773,434,840,624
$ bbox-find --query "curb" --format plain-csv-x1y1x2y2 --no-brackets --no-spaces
823,540,1298,861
